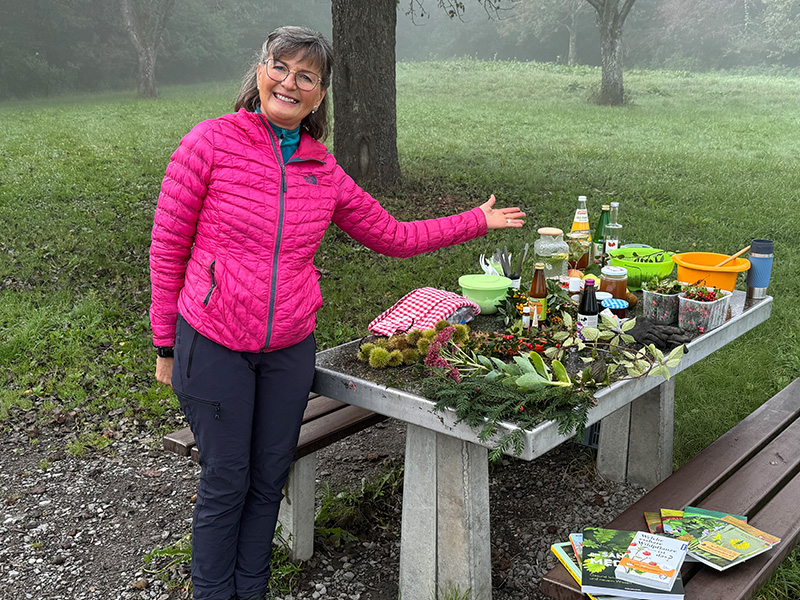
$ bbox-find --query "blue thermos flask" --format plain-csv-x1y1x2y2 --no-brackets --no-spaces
746,239,774,299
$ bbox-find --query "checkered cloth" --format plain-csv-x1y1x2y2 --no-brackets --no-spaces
368,287,481,336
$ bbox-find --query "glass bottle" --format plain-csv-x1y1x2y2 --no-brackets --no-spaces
528,262,548,322
593,204,610,264
534,227,569,280
522,305,531,330
577,278,599,335
570,195,592,240
604,202,622,258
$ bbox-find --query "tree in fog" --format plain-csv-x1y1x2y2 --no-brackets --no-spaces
331,0,508,186
499,0,589,66
120,0,178,98
584,0,637,105
758,0,800,63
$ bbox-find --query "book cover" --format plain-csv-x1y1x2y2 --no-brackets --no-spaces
660,509,688,539
581,527,685,600
687,515,781,571
644,511,664,534
550,542,628,600
614,531,688,591
569,532,583,562
678,507,748,563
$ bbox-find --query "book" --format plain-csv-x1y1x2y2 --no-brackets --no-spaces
687,515,781,571
644,511,664,534
550,542,628,600
581,527,685,600
569,532,583,562
680,507,747,544
660,509,687,539
614,530,688,591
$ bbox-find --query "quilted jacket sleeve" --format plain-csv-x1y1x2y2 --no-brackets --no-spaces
330,166,488,258
149,123,215,346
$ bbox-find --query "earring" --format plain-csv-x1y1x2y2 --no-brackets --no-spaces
311,106,318,114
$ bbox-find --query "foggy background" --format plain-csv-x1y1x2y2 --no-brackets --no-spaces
1,0,799,100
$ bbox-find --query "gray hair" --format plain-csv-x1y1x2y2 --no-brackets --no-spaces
234,26,334,141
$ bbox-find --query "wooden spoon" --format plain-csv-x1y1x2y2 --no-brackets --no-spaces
714,245,751,268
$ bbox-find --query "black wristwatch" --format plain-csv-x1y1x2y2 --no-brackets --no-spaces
155,346,175,358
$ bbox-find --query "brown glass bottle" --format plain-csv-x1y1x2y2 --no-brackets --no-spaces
528,262,548,320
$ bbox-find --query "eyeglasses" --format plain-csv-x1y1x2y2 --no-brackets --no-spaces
264,58,321,92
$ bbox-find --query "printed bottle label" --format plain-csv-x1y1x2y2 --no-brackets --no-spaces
573,209,589,223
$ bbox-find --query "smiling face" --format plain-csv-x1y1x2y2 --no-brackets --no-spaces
257,53,327,131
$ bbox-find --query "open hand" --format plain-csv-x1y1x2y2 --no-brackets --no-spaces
480,195,526,229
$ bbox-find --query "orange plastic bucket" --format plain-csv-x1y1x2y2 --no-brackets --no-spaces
672,252,750,291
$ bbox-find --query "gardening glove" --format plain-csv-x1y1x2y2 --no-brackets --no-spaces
629,318,694,351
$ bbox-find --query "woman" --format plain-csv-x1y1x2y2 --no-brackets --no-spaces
150,26,524,600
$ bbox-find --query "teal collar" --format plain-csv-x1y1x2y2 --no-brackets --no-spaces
255,106,301,161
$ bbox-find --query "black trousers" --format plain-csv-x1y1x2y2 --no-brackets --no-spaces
173,315,316,600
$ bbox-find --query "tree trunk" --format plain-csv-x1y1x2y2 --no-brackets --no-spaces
331,0,400,186
598,18,624,104
137,47,157,98
567,24,578,66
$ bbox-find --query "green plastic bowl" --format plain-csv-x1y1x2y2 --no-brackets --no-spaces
608,248,675,290
458,274,512,314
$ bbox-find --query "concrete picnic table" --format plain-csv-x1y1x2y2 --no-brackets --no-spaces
312,291,773,600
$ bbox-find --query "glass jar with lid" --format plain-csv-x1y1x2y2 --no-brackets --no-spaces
534,227,569,280
599,265,628,300
566,231,591,270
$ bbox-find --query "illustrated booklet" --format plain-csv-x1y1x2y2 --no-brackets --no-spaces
581,528,686,600
614,530,688,591
550,542,628,600
686,515,781,571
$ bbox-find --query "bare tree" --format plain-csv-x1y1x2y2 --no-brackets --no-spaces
584,0,637,105
120,0,177,98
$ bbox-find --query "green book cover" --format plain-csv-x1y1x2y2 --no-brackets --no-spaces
687,515,781,571
581,528,685,600
551,542,628,600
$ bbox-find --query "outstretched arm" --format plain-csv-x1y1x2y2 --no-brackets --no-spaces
479,194,526,229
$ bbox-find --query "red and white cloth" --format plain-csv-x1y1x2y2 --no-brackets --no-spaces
368,287,481,336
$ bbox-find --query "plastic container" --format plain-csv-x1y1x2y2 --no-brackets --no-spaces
643,290,680,325
608,248,675,290
458,274,512,315
678,289,732,333
673,252,750,292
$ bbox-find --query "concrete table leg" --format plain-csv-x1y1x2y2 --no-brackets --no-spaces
277,452,317,561
399,423,492,600
596,379,675,490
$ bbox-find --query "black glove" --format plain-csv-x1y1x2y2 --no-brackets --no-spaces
629,318,694,351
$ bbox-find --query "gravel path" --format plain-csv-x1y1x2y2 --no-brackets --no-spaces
0,415,645,600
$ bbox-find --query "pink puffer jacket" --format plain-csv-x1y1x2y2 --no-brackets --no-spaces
150,109,488,353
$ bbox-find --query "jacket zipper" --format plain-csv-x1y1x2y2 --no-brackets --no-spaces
257,115,286,351
202,261,216,306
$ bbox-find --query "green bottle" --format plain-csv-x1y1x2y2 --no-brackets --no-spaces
592,204,610,264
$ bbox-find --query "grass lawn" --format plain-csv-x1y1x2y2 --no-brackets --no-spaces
1,61,798,596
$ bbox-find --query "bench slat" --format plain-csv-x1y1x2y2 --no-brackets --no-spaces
295,405,387,459
685,471,800,600
301,395,348,423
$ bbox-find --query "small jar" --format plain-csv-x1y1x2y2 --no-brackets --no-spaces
599,265,628,300
602,298,630,319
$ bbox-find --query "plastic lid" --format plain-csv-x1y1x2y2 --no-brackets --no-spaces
602,298,630,309
751,239,774,254
595,291,613,301
584,278,596,286
568,277,582,292
601,204,610,210
601,265,628,277
458,274,512,290
537,227,564,236
534,262,545,269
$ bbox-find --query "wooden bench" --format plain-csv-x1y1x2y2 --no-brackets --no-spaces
163,392,388,561
541,377,800,600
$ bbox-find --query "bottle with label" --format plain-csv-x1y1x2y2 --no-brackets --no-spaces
593,204,610,264
522,305,531,330
528,262,548,321
599,265,628,300
577,278,599,336
570,195,592,240
603,201,622,258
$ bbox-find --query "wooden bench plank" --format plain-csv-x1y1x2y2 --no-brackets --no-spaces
685,471,800,600
295,405,387,459
302,395,348,422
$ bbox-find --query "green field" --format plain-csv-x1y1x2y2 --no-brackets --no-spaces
1,61,798,596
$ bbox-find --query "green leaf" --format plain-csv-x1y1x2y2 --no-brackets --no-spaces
581,327,600,341
666,345,685,368
553,331,570,342
526,351,550,379
648,365,671,380
600,313,617,328
491,357,506,370
513,354,537,374
477,355,493,369
562,312,573,329
551,360,571,384
622,317,637,332
598,331,615,340
649,344,665,363
544,347,558,359
621,334,636,343
515,372,547,390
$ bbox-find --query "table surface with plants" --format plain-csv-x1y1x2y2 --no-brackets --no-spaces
314,279,771,461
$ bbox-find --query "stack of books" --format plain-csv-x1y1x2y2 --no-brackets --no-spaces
550,508,781,599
